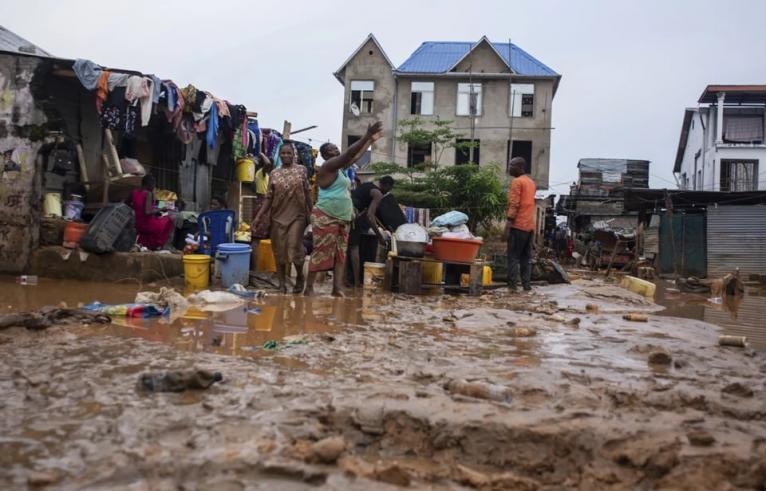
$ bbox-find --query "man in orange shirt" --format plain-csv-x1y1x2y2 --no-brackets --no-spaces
505,157,536,291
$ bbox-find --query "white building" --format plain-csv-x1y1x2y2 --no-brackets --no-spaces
674,85,766,192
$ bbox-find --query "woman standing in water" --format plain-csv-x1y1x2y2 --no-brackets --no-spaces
304,121,382,297
252,142,312,293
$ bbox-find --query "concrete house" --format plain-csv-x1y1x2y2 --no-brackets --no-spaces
675,85,766,192
333,34,560,189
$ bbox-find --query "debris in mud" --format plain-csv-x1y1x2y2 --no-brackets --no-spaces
623,313,648,322
445,379,512,403
721,382,754,398
508,327,537,337
135,287,188,318
340,457,412,487
27,470,60,487
454,464,541,491
138,369,223,392
0,306,111,330
308,436,346,464
718,335,747,348
585,303,599,313
0,334,11,344
686,429,716,447
263,336,308,351
648,350,673,366
188,290,244,305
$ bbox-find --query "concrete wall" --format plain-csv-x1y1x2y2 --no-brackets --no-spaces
452,41,510,74
0,54,45,273
679,106,766,191
339,38,395,164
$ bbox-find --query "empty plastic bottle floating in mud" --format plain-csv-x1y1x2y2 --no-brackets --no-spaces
138,369,223,392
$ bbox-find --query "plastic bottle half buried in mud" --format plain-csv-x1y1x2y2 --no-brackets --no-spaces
622,313,648,322
445,379,512,403
138,370,223,393
718,335,748,348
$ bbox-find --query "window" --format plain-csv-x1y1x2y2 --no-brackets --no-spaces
457,83,482,116
455,139,480,165
347,135,371,167
723,116,763,144
507,140,533,174
410,82,434,115
407,142,432,168
510,83,535,118
720,159,758,191
350,80,374,114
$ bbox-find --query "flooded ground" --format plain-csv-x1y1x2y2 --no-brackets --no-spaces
1,275,765,489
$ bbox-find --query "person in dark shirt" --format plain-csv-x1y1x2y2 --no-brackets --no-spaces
349,175,395,287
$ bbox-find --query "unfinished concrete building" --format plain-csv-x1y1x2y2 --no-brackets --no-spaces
333,34,561,189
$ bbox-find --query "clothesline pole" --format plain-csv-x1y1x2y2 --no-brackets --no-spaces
282,121,292,140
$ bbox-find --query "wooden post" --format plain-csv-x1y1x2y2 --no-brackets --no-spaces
282,121,292,140
384,257,395,291
103,129,122,176
76,143,89,188
398,260,422,295
468,261,483,296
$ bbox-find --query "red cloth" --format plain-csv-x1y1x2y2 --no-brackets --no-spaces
130,189,174,250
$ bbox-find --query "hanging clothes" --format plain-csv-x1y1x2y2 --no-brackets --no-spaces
247,119,261,156
95,71,111,114
72,59,102,90
180,84,197,112
206,102,219,149
150,75,162,103
107,73,129,90
232,125,247,160
125,76,153,127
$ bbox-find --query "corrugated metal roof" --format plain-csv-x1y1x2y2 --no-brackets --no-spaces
0,25,52,57
396,40,558,76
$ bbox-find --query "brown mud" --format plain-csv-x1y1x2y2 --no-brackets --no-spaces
1,277,765,489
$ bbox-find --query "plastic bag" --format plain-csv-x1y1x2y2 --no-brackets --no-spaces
120,158,146,175
431,210,469,228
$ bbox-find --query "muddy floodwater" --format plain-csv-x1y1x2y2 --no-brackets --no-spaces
1,275,765,490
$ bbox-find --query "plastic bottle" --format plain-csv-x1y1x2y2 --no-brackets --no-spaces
445,379,512,403
622,313,648,322
138,370,223,392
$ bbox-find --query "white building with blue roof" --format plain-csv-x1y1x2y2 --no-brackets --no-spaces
334,35,560,189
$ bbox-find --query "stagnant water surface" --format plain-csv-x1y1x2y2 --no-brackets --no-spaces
2,274,766,352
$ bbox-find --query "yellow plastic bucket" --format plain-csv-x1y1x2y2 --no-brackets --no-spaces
256,239,277,272
183,254,211,290
421,260,443,284
620,275,656,301
236,158,255,182
482,266,493,286
363,262,386,290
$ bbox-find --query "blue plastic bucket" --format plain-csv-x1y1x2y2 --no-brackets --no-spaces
215,243,252,288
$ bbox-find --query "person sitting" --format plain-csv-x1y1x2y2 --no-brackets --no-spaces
129,174,175,250
208,195,228,211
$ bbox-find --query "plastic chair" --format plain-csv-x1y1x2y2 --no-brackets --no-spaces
197,210,236,256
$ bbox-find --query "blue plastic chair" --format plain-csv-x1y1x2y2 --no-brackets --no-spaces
197,210,236,256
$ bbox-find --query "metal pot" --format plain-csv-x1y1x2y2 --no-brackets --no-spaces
397,240,426,258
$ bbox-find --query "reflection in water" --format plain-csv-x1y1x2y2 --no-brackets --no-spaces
655,281,766,349
103,294,372,357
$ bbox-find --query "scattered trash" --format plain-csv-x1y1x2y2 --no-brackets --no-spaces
247,308,262,315
718,335,747,348
83,302,165,318
308,436,346,464
647,350,672,366
445,379,512,403
508,327,537,337
138,369,222,393
263,336,308,351
135,288,188,320
15,275,38,285
619,275,656,300
227,284,266,299
0,306,110,330
27,470,60,487
188,290,244,305
263,340,279,350
585,303,599,313
531,258,570,284
623,313,648,322
676,276,710,294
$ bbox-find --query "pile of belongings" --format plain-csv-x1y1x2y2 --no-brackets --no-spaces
427,211,480,240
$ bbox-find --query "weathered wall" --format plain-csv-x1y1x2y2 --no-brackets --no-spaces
339,38,395,163
0,54,45,273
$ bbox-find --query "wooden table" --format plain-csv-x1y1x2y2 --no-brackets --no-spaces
383,255,484,296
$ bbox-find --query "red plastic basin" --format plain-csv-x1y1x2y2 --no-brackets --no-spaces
431,237,483,263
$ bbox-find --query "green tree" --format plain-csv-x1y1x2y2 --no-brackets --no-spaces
397,117,477,167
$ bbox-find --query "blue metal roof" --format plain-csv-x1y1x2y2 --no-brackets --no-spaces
396,41,558,77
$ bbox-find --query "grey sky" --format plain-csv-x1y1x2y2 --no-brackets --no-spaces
3,0,766,194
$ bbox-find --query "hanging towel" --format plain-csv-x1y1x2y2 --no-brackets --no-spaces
72,59,102,90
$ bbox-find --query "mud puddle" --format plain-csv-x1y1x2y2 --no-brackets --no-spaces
654,280,766,349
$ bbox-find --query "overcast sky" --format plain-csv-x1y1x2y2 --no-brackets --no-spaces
4,0,766,193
